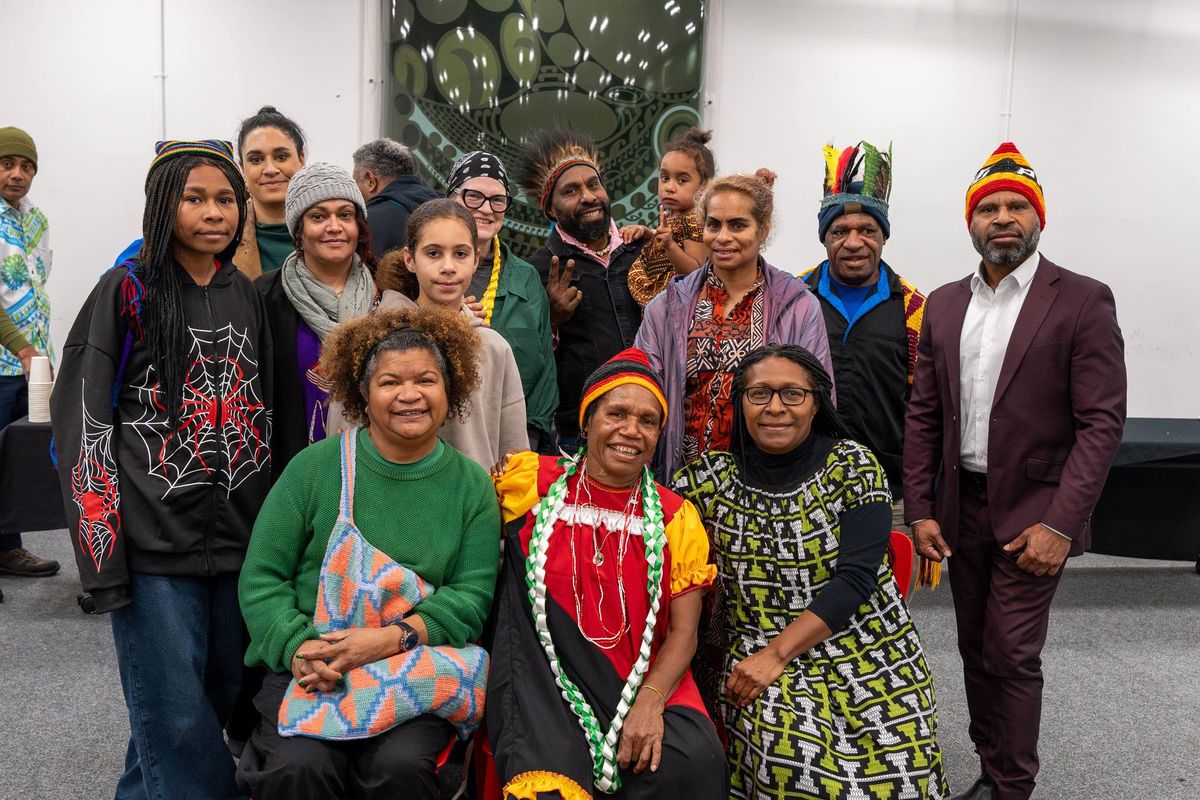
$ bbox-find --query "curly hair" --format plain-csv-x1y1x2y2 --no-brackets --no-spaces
318,307,480,425
375,249,417,299
664,127,715,184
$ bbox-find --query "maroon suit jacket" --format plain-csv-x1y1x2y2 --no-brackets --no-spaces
903,256,1127,556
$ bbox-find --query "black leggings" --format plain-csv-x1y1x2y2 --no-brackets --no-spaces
235,671,453,800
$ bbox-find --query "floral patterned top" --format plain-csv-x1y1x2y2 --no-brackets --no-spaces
682,268,765,464
0,196,53,375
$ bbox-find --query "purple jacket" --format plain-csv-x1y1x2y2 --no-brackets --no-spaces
634,258,834,479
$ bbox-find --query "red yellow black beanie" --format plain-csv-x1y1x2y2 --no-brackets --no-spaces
965,142,1045,229
578,347,667,430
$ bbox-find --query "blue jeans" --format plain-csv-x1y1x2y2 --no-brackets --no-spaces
0,374,27,550
111,572,246,800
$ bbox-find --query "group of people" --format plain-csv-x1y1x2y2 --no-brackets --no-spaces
0,105,1126,800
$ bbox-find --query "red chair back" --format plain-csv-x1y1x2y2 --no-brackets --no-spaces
473,726,503,800
887,530,914,602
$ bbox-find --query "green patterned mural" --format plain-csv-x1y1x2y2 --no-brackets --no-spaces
386,0,705,255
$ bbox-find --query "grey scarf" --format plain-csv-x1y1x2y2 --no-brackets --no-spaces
280,250,376,340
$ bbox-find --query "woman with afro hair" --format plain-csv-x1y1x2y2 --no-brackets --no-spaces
236,307,501,799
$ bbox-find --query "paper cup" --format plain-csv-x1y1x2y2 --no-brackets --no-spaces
29,356,51,383
27,380,53,423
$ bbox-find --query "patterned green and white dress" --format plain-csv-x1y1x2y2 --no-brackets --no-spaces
674,440,947,800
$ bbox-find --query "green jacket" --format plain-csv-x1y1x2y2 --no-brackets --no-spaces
490,244,557,438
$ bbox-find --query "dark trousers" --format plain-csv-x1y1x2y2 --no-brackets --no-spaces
111,572,245,799
236,671,452,800
0,374,26,550
950,475,1064,800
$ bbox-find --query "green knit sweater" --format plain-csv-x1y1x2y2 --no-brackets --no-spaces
239,429,501,672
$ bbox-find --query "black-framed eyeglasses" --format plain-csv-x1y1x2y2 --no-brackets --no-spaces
453,188,513,212
744,386,815,406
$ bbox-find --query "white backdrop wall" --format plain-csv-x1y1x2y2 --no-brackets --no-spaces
703,0,1200,418
6,0,383,357
7,0,1196,417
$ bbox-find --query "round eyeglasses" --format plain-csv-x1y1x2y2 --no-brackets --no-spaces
743,386,814,406
453,188,513,212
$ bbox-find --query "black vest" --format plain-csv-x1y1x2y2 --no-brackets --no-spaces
529,232,644,438
805,264,909,495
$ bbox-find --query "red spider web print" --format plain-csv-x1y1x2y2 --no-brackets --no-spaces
128,324,270,498
70,392,121,571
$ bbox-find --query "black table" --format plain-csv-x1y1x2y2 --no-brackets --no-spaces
1090,418,1200,569
0,416,66,533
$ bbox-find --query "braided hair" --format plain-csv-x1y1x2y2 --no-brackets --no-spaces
137,154,248,429
728,344,850,468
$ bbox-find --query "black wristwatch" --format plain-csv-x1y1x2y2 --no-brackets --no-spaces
392,620,419,653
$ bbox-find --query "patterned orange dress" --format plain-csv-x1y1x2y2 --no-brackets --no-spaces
627,211,704,306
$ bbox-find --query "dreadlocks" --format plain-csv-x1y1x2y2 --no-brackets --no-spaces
512,128,601,215
137,148,248,430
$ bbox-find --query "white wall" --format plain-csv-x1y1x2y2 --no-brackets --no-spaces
703,0,1200,418
6,0,383,354
9,0,1196,417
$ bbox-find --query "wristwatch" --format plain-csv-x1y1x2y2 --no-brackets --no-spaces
391,620,419,653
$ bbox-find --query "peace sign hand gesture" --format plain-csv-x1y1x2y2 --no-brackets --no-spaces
651,205,674,251
548,255,583,327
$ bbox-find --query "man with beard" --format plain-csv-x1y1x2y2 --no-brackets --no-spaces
803,140,925,530
515,129,643,446
904,143,1126,800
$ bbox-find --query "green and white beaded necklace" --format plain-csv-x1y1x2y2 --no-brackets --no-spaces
524,449,666,794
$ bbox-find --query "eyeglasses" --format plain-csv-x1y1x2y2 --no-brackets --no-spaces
453,188,513,212
743,386,815,406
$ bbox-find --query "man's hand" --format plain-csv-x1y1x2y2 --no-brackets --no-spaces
17,345,38,377
617,690,665,773
547,256,582,328
299,626,401,676
912,519,951,562
1004,523,1070,576
620,224,651,244
291,639,343,693
724,646,788,708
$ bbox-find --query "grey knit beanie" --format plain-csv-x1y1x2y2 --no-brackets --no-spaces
284,161,367,236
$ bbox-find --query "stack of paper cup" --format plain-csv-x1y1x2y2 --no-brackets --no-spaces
27,356,53,423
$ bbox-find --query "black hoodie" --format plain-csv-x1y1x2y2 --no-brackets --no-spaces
51,258,273,612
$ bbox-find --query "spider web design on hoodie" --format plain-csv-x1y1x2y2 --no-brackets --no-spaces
70,385,121,572
126,324,270,498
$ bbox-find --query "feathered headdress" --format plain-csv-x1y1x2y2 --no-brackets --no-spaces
513,129,601,215
817,140,892,242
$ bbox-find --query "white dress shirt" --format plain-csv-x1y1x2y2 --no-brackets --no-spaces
958,253,1040,472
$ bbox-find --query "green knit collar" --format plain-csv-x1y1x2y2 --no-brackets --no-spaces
356,427,448,480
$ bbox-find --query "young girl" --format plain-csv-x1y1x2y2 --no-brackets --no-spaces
51,140,272,798
623,127,714,305
370,198,527,469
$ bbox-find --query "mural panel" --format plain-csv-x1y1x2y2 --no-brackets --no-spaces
386,0,705,255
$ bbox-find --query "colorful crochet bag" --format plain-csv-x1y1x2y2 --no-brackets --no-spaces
277,429,489,740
